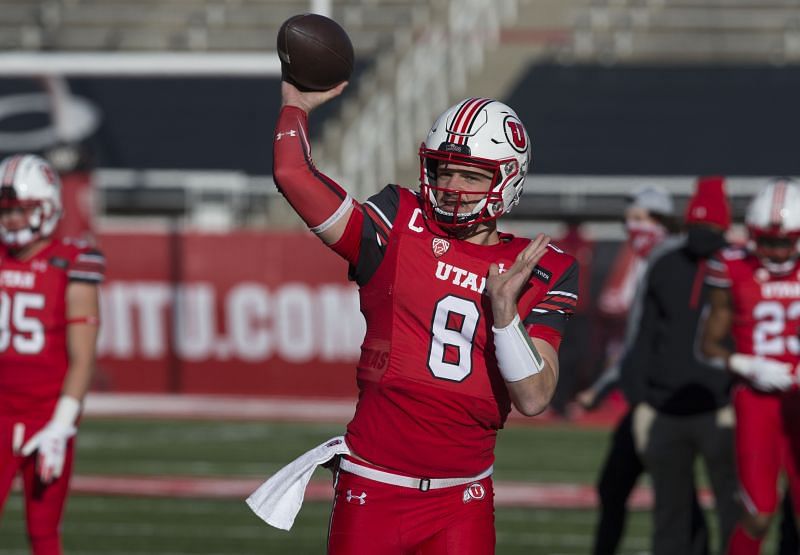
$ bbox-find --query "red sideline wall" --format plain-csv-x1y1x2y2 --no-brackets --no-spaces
95,231,362,397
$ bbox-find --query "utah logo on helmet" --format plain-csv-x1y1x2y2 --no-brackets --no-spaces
0,154,63,248
419,98,532,229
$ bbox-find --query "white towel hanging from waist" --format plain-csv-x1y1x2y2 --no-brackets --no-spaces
246,435,350,531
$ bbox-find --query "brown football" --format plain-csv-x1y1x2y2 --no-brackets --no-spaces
277,13,354,92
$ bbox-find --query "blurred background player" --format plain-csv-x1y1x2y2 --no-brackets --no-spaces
266,82,578,553
702,177,800,555
0,154,104,555
577,185,710,555
623,176,739,555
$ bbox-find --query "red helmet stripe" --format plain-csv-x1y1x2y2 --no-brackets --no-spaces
458,98,494,144
2,155,23,187
451,98,478,132
447,98,496,145
464,98,494,143
462,99,494,142
456,98,483,133
771,180,787,227
448,98,480,144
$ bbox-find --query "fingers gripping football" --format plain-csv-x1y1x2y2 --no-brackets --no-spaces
281,80,348,114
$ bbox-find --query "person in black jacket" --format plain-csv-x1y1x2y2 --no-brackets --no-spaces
578,185,709,555
622,176,739,555
576,185,708,555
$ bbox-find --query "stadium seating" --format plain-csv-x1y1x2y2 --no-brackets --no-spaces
0,0,430,56
570,0,800,62
1,0,797,223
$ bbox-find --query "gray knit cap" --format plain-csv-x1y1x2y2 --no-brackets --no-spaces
628,184,674,216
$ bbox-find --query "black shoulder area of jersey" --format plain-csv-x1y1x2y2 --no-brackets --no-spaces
363,184,402,229
351,184,407,287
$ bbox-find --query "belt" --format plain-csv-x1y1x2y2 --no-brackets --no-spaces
338,458,493,492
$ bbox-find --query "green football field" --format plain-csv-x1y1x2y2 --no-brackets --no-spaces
0,418,770,554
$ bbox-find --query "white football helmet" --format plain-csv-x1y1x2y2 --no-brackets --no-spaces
0,154,63,248
745,177,800,274
419,98,531,228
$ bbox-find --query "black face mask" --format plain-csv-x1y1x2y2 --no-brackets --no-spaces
686,226,727,258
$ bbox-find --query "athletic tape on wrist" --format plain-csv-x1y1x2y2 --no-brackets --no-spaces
52,396,81,428
492,314,545,383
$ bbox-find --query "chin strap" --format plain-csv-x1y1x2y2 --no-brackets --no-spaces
433,206,481,227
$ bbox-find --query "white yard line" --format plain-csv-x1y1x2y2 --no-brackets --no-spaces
72,394,699,510
84,392,357,422
84,392,624,426
68,474,690,510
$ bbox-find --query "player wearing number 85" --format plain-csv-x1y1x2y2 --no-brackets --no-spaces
0,154,104,555
702,178,800,554
250,82,578,553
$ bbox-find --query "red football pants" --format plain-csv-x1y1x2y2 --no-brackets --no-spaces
0,418,74,555
733,386,800,515
328,467,495,554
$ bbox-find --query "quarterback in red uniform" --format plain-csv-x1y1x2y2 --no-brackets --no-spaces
270,82,577,553
0,154,104,554
702,178,800,554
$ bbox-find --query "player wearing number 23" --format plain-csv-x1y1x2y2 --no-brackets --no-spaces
0,154,104,555
265,81,577,554
702,178,800,554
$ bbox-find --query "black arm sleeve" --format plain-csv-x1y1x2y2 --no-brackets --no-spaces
350,185,401,286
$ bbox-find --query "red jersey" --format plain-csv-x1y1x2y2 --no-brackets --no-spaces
343,186,578,477
707,247,800,368
271,106,578,477
0,239,105,421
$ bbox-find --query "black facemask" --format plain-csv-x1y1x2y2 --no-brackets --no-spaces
686,226,727,258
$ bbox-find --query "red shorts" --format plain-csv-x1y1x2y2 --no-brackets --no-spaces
733,386,800,515
0,417,74,547
328,458,495,554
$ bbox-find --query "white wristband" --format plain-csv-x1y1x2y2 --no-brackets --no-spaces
52,396,81,428
492,314,545,383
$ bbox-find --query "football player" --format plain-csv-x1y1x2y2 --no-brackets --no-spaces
270,82,577,553
702,177,800,555
0,154,104,554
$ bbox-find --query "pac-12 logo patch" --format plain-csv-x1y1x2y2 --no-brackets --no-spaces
432,237,451,258
462,482,486,504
